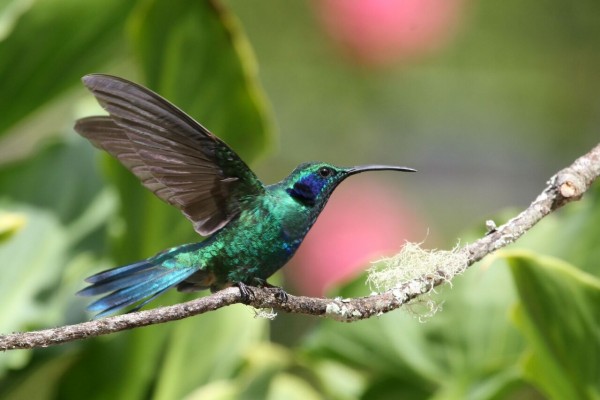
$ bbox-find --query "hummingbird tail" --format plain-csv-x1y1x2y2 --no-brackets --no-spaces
77,259,196,319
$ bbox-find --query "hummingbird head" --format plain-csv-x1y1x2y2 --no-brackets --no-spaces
284,162,416,209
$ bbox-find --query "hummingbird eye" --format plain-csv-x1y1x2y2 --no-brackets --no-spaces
318,167,333,178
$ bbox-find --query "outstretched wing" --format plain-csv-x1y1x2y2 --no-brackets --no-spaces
75,74,264,236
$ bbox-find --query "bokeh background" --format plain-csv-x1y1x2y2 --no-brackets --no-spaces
0,0,598,399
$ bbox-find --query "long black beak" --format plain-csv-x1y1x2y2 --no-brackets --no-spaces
347,165,417,176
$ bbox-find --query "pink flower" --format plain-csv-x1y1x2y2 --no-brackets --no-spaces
315,0,466,66
285,178,424,296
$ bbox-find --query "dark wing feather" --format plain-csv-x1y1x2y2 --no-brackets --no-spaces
74,74,264,236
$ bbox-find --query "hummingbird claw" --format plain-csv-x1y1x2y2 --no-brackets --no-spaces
237,281,255,304
273,288,289,303
251,278,289,303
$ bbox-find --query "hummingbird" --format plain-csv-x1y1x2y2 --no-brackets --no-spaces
75,74,416,318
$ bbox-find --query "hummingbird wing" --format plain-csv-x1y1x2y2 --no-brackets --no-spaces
74,74,265,236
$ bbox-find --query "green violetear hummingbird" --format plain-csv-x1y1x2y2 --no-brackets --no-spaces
75,74,416,318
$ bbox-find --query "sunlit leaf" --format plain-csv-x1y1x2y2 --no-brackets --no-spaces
184,381,237,400
0,211,25,242
266,373,323,400
0,0,36,41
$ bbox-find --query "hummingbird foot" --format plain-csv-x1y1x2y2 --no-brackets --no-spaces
236,281,255,304
273,288,289,303
251,278,289,303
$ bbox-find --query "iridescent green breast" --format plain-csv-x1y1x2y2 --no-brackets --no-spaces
197,189,312,286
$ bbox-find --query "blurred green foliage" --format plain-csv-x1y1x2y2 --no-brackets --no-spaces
508,251,600,400
0,0,598,399
304,187,600,399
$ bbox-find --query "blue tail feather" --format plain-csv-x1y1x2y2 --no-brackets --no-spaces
79,259,196,319
84,259,152,284
77,267,168,297
86,268,189,312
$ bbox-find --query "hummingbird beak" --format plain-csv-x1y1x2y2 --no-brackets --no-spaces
347,165,417,176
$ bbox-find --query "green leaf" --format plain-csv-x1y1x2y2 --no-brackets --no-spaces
53,321,176,400
0,211,25,242
128,0,273,162
184,381,237,400
310,360,366,400
236,343,294,400
55,309,267,400
0,0,36,41
266,373,323,400
1,352,77,400
506,250,600,400
0,140,105,224
0,0,135,135
153,306,268,400
0,206,68,374
306,263,529,400
180,342,325,400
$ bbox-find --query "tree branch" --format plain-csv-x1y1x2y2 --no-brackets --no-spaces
1,143,599,351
